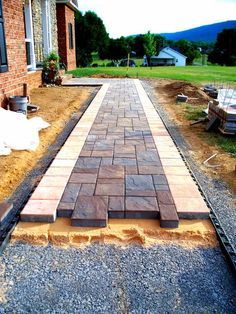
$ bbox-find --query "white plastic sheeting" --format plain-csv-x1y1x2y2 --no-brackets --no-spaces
218,89,236,108
0,108,50,156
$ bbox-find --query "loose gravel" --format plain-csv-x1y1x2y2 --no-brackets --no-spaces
0,243,235,313
0,80,235,313
143,80,236,249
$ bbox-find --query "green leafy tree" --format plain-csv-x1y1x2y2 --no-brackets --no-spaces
208,28,236,66
155,34,165,54
130,34,145,57
144,31,156,66
174,39,201,64
75,11,109,66
107,37,130,62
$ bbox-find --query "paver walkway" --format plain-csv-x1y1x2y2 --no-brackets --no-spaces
20,79,210,228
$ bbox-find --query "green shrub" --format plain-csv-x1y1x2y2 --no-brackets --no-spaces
42,51,60,84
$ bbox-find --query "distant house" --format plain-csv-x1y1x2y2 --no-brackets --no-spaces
144,47,187,66
0,0,79,108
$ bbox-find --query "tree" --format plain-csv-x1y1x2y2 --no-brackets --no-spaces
155,34,165,54
131,34,145,57
174,39,201,65
144,31,156,66
208,28,236,66
106,37,130,62
75,11,109,66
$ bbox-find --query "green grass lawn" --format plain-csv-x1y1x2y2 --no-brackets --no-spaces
69,65,236,85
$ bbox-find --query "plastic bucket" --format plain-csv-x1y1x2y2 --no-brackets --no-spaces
9,96,28,115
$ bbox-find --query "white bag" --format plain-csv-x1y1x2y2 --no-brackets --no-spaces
0,108,50,155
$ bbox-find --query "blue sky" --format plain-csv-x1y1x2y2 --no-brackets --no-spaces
77,0,236,38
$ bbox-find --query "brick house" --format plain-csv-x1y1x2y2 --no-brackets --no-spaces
0,0,78,108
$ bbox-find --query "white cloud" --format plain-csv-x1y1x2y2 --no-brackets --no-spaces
77,0,236,38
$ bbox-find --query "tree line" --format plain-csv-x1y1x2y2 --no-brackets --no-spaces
75,11,236,67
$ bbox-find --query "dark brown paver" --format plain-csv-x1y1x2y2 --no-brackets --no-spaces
60,183,81,203
74,168,98,174
57,202,74,218
69,173,97,184
155,185,170,191
113,158,137,167
125,197,159,219
138,166,164,175
125,166,139,175
79,150,92,157
0,202,13,224
98,165,125,179
108,197,125,218
153,175,168,185
92,150,114,158
137,151,161,166
75,157,101,169
95,183,125,196
114,145,135,154
126,175,156,196
79,184,96,196
159,204,179,228
156,191,175,205
71,196,108,227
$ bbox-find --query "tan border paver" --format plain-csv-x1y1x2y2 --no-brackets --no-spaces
20,83,109,222
134,79,210,218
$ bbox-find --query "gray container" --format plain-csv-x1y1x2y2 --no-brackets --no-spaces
9,96,28,115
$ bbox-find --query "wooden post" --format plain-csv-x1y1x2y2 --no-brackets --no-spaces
23,83,30,103
126,52,130,75
23,83,28,97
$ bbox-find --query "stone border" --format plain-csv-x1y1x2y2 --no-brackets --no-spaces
20,84,109,222
134,80,209,219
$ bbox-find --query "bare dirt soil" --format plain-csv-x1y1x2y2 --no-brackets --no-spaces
154,79,236,195
0,86,94,201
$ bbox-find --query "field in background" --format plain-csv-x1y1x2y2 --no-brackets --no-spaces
69,65,236,84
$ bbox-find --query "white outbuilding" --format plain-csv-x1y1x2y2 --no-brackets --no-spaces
144,47,187,66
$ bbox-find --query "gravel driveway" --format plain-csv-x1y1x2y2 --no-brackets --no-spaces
0,243,235,313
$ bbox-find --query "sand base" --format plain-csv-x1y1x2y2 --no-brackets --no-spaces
11,218,218,248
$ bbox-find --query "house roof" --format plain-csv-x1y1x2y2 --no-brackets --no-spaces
56,0,79,11
162,47,187,59
151,51,174,60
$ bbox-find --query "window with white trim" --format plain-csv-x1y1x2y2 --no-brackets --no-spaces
0,0,8,73
68,23,73,49
23,0,36,70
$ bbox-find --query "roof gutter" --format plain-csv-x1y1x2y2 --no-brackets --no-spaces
56,0,79,12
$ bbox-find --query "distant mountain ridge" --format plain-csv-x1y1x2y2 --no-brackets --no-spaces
160,20,236,43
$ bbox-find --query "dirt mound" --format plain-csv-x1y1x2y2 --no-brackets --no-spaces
162,81,209,105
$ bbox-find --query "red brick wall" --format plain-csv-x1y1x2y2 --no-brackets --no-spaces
0,1,43,108
0,0,27,108
56,4,76,71
27,71,42,92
